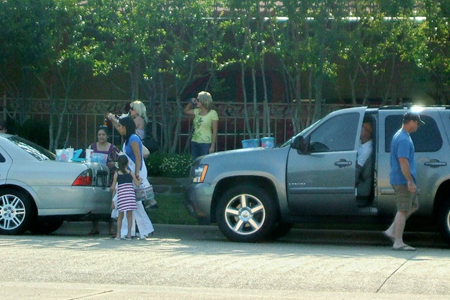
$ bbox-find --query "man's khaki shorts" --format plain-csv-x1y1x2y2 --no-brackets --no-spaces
392,185,419,211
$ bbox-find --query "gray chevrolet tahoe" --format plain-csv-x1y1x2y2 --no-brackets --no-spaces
184,105,450,245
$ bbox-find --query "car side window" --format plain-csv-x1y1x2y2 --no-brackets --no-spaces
385,114,442,152
0,153,5,163
309,113,359,152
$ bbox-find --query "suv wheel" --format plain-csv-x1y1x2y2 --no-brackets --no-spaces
438,200,450,244
0,189,34,235
216,184,277,242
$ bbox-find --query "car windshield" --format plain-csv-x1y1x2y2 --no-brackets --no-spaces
8,136,56,161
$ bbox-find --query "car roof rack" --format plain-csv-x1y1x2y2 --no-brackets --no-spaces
378,104,450,110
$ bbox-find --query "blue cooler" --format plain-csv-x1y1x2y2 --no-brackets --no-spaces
261,137,275,148
241,139,259,148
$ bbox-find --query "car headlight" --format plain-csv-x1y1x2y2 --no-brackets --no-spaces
193,164,208,183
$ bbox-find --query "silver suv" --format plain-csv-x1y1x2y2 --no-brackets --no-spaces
184,106,450,244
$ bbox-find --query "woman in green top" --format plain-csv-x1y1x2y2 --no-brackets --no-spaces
184,91,219,160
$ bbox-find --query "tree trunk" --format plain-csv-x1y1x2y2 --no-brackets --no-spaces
241,62,252,138
251,67,259,138
313,73,323,122
260,57,270,137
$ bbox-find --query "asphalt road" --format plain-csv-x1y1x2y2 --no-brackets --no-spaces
0,222,449,300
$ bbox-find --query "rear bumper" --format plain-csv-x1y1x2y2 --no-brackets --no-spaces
37,186,112,216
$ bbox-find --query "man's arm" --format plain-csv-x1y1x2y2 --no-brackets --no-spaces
398,157,416,193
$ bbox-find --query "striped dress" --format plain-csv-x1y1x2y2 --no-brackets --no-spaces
116,172,137,212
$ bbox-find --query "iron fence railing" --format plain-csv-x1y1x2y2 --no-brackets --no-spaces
2,97,347,153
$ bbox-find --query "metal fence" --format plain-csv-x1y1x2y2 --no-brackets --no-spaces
3,97,346,153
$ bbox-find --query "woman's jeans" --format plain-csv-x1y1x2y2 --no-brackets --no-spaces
191,141,211,160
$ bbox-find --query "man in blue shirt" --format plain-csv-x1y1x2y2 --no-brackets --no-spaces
384,111,424,251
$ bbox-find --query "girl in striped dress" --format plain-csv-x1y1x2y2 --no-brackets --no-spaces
111,155,141,240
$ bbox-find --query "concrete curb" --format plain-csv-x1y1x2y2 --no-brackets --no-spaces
55,222,448,248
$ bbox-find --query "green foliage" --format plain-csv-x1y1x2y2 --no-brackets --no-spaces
2,0,450,128
146,152,168,177
146,152,192,178
159,154,192,178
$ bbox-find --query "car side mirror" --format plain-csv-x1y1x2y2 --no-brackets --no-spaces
291,135,309,154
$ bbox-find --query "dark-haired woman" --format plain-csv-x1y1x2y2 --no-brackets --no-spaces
88,125,120,236
115,116,154,239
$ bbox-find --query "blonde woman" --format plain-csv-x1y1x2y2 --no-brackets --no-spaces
108,100,150,157
129,100,148,140
183,91,219,160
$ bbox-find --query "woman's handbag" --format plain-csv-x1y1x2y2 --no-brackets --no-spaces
135,183,155,202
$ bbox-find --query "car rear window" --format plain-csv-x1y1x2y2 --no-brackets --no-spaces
8,136,55,161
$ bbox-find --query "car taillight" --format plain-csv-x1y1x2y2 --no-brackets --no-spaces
72,169,93,186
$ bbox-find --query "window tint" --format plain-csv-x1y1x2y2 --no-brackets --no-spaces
385,114,442,152
309,113,359,152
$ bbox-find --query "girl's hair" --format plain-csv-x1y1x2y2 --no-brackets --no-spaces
130,100,149,123
118,116,136,145
97,125,109,136
197,91,214,110
117,155,129,174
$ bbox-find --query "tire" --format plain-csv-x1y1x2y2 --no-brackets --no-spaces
266,221,294,240
216,184,277,243
0,189,34,235
29,220,64,235
438,200,450,245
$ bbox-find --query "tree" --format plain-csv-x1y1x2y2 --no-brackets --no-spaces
138,0,214,154
84,0,145,100
224,0,270,139
0,0,88,150
2,0,450,153
30,0,90,151
272,1,312,132
273,1,346,127
305,1,346,121
337,2,400,106
408,1,450,104
0,0,41,126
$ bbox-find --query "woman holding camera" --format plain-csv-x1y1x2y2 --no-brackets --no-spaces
183,91,219,161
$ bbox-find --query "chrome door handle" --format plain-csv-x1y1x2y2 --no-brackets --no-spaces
424,159,447,168
334,159,352,168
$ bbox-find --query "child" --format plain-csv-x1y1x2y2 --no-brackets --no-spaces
110,155,141,240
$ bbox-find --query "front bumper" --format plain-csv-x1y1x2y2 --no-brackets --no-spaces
184,182,215,222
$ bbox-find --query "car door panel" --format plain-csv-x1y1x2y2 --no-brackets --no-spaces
287,108,365,216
